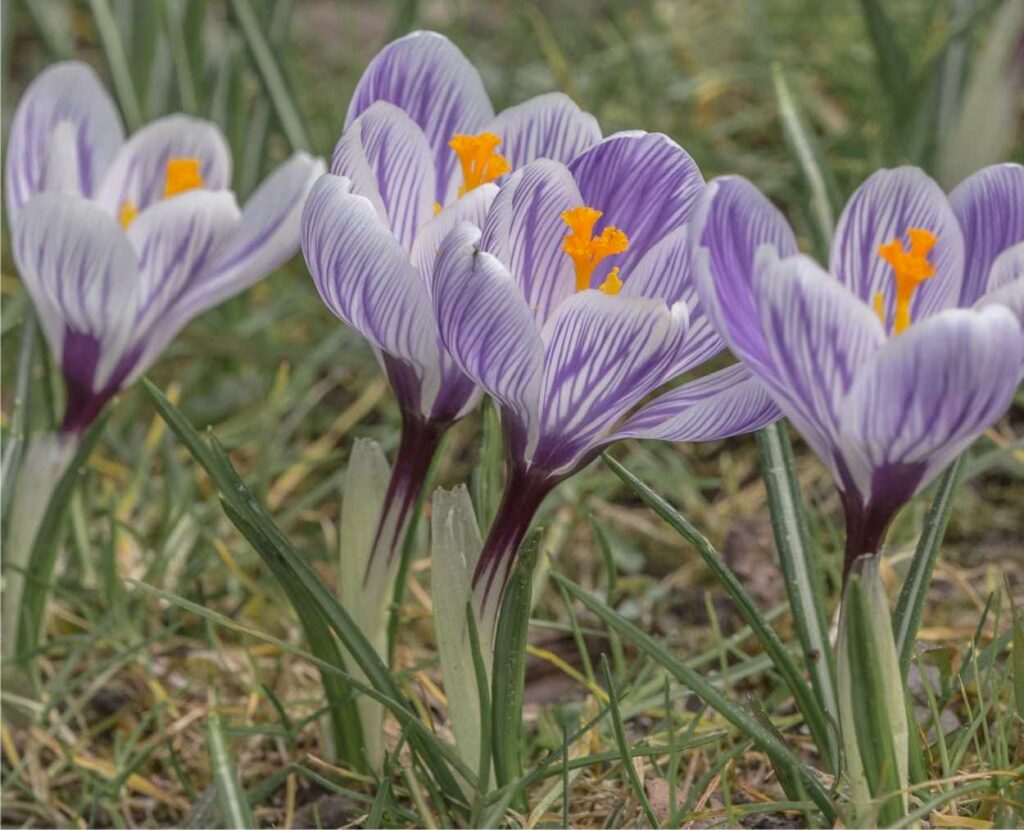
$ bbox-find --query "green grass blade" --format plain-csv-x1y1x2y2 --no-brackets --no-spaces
770,63,836,259
206,709,256,829
490,532,539,802
892,456,963,676
140,379,470,802
87,0,144,130
756,422,838,766
857,0,912,118
22,0,73,59
554,573,836,824
602,452,834,766
1009,587,1024,721
466,603,492,824
471,398,504,533
1,312,38,526
228,0,311,151
601,656,660,828
161,0,201,114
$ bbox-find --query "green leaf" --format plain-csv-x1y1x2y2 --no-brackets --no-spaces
141,378,471,802
892,456,962,676
228,0,311,151
466,602,492,824
755,422,838,768
161,0,201,114
1,311,39,526
602,452,834,767
1010,588,1024,722
601,656,660,828
472,398,504,533
857,0,913,120
206,709,256,829
87,0,144,130
555,572,836,824
490,531,539,803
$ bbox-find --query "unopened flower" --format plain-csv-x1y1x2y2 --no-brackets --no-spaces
8,61,324,433
691,164,1024,576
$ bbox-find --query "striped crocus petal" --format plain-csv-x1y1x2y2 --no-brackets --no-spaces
753,249,886,477
121,190,241,378
302,174,441,416
5,61,124,219
331,102,436,252
12,193,141,431
568,132,704,283
975,243,1024,335
412,183,498,290
346,31,493,205
690,176,800,378
838,306,1024,508
162,152,323,327
432,223,543,461
829,167,964,323
479,160,582,325
613,364,780,442
531,293,689,475
95,115,231,218
950,163,1024,305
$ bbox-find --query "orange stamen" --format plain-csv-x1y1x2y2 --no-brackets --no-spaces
561,206,630,292
163,158,204,198
876,227,937,335
448,133,510,197
119,200,138,229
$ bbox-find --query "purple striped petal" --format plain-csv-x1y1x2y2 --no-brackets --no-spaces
302,174,440,415
479,159,582,325
533,293,689,474
331,102,435,252
568,132,704,281
123,190,241,378
412,183,497,288
5,61,124,219
481,92,600,172
754,250,886,472
346,31,493,205
839,306,1024,505
950,163,1024,305
690,176,799,376
612,364,780,442
622,224,722,375
830,167,964,321
977,275,1024,333
12,193,140,395
95,115,231,217
432,223,543,459
976,244,1024,331
179,152,324,320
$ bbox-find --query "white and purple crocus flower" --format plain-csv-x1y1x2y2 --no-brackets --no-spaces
431,131,780,626
301,31,603,580
7,61,324,434
692,164,1024,578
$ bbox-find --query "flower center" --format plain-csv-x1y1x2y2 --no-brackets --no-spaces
119,157,205,229
561,206,629,294
449,132,510,197
874,227,937,335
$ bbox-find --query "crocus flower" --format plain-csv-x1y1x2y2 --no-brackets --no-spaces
301,31,602,581
431,131,781,628
691,164,1024,578
7,61,324,435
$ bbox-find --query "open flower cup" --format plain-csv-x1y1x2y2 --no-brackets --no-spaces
8,61,323,435
691,164,1024,578
301,31,605,596
431,131,782,631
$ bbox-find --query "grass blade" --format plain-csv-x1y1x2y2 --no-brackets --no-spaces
228,0,311,151
466,603,492,824
555,572,836,823
87,0,144,130
1,311,38,526
892,456,963,676
602,452,833,766
490,532,539,802
601,656,659,828
206,709,256,829
161,0,201,114
756,422,838,766
857,0,912,118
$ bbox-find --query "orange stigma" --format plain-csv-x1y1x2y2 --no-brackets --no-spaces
163,157,204,198
119,201,138,229
875,227,937,335
449,133,510,196
561,206,630,293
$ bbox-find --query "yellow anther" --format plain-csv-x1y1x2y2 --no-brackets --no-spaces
872,291,886,327
599,267,623,295
163,157,204,198
449,132,510,196
561,206,630,292
119,200,138,229
433,201,442,215
876,227,937,335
